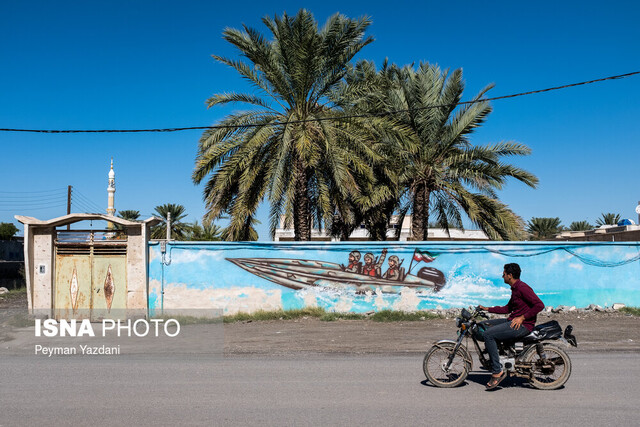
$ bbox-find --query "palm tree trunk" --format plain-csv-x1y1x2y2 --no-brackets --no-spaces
411,185,430,241
293,158,311,241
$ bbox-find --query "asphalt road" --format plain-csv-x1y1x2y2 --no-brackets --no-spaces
1,352,638,426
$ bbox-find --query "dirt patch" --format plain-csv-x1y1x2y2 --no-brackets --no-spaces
0,289,27,310
223,311,640,355
4,289,639,354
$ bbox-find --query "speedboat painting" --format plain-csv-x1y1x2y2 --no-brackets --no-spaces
226,249,446,294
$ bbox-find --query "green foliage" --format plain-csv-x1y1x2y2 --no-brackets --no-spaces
620,307,640,316
220,215,260,241
569,220,593,231
338,62,537,240
0,222,19,240
596,212,621,226
527,217,563,240
223,307,328,323
151,203,190,240
370,310,441,322
193,9,375,241
117,210,141,221
188,220,223,241
221,307,443,322
153,315,222,325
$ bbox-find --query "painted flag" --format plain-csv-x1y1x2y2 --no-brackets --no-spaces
413,249,437,263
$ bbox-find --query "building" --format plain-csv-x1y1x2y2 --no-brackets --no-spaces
273,215,489,241
555,224,640,242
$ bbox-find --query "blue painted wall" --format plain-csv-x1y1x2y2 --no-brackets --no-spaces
148,241,640,314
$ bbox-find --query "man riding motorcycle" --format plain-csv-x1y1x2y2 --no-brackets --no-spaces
478,263,544,389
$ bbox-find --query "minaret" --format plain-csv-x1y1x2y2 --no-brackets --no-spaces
107,158,116,228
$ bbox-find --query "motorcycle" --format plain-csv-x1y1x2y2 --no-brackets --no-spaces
423,307,578,389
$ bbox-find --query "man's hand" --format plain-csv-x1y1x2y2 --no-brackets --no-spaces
477,305,488,311
510,315,525,329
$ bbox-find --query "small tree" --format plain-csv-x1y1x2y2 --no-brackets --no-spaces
188,220,223,241
527,217,563,240
0,222,19,240
569,220,593,231
151,203,190,240
595,213,621,226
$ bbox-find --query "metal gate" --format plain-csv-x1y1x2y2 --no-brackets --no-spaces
54,230,127,320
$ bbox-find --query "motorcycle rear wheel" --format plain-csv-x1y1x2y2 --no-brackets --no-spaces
423,342,470,388
524,344,572,390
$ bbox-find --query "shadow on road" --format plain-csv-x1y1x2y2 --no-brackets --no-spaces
420,371,558,391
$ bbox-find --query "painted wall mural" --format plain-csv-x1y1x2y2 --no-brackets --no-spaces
147,242,640,315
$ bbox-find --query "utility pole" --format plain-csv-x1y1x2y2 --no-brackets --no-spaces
166,212,171,240
67,185,72,230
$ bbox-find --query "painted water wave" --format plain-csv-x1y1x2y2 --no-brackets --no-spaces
286,270,511,312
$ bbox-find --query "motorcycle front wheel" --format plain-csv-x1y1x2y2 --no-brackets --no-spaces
423,342,471,388
524,344,572,390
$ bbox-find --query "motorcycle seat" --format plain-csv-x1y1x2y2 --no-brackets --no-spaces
521,320,563,344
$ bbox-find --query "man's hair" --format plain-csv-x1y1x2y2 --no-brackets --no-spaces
504,263,521,279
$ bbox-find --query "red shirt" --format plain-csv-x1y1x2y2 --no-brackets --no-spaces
362,265,376,277
488,280,544,332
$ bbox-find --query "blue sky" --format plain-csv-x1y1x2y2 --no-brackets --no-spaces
1,0,639,238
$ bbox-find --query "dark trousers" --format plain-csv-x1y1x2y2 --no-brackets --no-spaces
481,318,530,374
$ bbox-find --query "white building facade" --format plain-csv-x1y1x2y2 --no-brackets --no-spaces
273,215,489,241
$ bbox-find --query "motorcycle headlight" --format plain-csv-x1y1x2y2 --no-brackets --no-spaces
456,317,462,328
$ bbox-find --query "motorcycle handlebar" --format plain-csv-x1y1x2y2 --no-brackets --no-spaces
474,306,489,319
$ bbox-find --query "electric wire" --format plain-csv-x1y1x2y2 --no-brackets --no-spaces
76,201,101,214
421,244,640,268
71,189,103,212
71,191,101,209
70,198,96,213
0,71,637,134
0,188,67,194
0,203,67,212
0,194,68,203
71,197,101,214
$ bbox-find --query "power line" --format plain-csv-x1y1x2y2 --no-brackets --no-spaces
71,189,103,212
0,203,67,212
71,199,98,213
0,188,67,194
71,194,100,211
0,71,637,134
0,194,68,202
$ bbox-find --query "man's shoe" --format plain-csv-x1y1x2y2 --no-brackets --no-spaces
486,371,506,390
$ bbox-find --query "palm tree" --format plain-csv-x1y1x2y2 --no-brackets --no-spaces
595,212,621,226
151,203,190,240
328,60,412,241
193,10,375,241
117,210,140,221
221,215,260,241
527,217,563,240
188,219,223,241
352,63,538,240
569,220,592,231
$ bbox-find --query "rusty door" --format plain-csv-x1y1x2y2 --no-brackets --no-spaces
54,231,127,320
90,247,127,321
54,246,92,320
